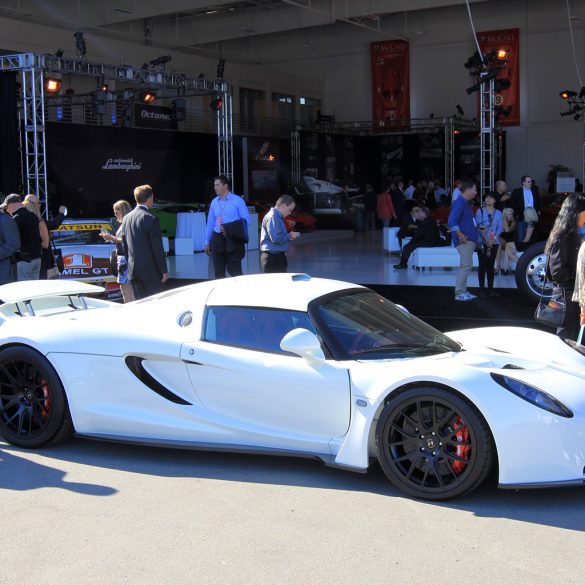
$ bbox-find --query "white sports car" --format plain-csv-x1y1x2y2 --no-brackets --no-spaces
1,275,584,500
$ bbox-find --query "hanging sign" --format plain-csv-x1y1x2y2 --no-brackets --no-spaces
370,40,410,127
477,28,520,126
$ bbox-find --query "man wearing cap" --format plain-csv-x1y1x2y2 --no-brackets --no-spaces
3,194,42,280
0,200,20,284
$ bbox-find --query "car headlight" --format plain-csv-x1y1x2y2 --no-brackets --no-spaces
490,373,573,418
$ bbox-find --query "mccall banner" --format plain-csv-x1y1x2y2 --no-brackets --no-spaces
477,28,520,126
371,40,410,126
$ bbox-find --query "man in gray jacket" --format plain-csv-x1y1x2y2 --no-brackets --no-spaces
121,184,168,300
0,203,21,284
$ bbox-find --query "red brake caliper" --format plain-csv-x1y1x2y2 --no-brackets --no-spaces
40,378,51,419
451,416,470,475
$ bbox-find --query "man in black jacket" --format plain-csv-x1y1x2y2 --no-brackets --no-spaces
511,175,540,242
0,204,20,284
121,185,168,300
394,207,444,269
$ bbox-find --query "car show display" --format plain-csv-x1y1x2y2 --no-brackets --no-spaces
1,274,584,501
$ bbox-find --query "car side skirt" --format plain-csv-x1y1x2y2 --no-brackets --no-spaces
499,479,585,490
76,432,341,466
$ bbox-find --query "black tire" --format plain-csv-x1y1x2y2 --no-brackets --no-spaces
0,346,73,448
515,241,552,303
376,386,495,500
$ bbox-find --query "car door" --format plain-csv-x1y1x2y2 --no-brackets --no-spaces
180,306,351,442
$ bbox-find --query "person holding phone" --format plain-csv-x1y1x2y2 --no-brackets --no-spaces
475,192,503,297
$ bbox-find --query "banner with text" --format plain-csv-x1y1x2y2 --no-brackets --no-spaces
371,40,410,127
134,104,177,130
477,28,520,126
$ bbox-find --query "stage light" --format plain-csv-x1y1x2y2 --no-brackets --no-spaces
140,91,156,104
74,32,87,57
216,58,226,79
456,104,464,116
453,129,461,135
44,77,62,93
574,113,581,121
496,49,509,60
209,96,223,111
495,105,512,120
494,78,511,92
55,49,64,58
101,83,109,92
560,90,577,99
464,51,483,70
149,55,172,67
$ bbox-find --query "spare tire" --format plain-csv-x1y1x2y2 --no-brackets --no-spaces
515,241,553,303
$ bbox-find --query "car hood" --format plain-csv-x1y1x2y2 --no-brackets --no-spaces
348,326,585,411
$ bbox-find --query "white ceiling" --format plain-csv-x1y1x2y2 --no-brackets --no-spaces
0,0,496,63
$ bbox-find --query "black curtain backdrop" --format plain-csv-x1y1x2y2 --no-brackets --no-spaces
46,123,217,217
0,73,19,195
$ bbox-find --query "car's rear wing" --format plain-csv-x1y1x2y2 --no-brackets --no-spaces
0,280,109,319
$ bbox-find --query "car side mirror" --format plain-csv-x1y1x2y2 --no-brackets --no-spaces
280,328,325,364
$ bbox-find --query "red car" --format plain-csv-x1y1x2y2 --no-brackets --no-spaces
254,202,316,232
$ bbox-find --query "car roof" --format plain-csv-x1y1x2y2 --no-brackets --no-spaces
205,274,363,311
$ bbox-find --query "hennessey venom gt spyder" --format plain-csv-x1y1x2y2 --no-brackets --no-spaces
0,276,584,500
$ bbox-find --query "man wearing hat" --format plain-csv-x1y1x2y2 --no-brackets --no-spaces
0,198,20,284
2,194,42,280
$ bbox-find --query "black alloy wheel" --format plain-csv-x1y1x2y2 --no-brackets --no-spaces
0,346,72,448
376,386,494,500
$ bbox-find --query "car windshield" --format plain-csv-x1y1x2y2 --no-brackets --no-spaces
313,290,461,360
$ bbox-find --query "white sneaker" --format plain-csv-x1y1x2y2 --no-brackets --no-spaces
466,291,477,300
455,292,475,301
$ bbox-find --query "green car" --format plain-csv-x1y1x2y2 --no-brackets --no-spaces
150,202,204,237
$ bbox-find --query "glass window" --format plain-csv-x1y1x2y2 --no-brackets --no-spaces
203,306,317,354
299,96,322,125
272,92,295,127
313,291,460,360
239,87,266,132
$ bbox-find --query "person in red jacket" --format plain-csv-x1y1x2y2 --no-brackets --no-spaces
377,186,397,228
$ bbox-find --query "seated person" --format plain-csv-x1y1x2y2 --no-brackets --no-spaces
396,206,420,248
394,207,444,269
503,206,538,272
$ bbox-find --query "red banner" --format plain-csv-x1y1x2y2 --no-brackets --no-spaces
477,28,520,126
371,40,410,126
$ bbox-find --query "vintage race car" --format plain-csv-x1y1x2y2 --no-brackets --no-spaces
50,219,122,301
0,275,584,500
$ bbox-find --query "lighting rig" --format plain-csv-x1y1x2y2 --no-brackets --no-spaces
560,87,585,120
464,47,510,197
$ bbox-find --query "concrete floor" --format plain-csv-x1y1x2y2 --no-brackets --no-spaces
167,229,519,288
1,439,584,585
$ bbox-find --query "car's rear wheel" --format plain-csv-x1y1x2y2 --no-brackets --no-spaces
376,386,495,500
0,346,73,448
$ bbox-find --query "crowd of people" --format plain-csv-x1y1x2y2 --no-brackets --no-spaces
1,170,584,345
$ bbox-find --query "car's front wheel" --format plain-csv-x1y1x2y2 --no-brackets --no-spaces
376,386,495,500
0,346,73,448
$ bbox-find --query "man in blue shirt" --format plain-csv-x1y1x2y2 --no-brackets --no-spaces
204,175,250,278
260,195,300,273
447,178,481,301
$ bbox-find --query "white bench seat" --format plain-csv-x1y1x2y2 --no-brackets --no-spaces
408,246,479,270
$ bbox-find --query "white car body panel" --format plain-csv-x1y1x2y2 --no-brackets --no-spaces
1,275,585,491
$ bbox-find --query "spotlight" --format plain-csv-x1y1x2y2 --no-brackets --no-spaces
44,77,62,93
101,83,109,92
464,51,483,70
456,104,464,116
73,32,87,57
496,49,509,60
429,113,435,118
55,49,64,58
216,58,226,79
140,91,156,104
453,129,461,135
560,90,577,99
494,78,511,92
149,55,172,67
574,113,581,121
209,95,223,111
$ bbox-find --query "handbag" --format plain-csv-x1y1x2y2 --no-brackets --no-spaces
46,266,60,279
534,268,566,328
